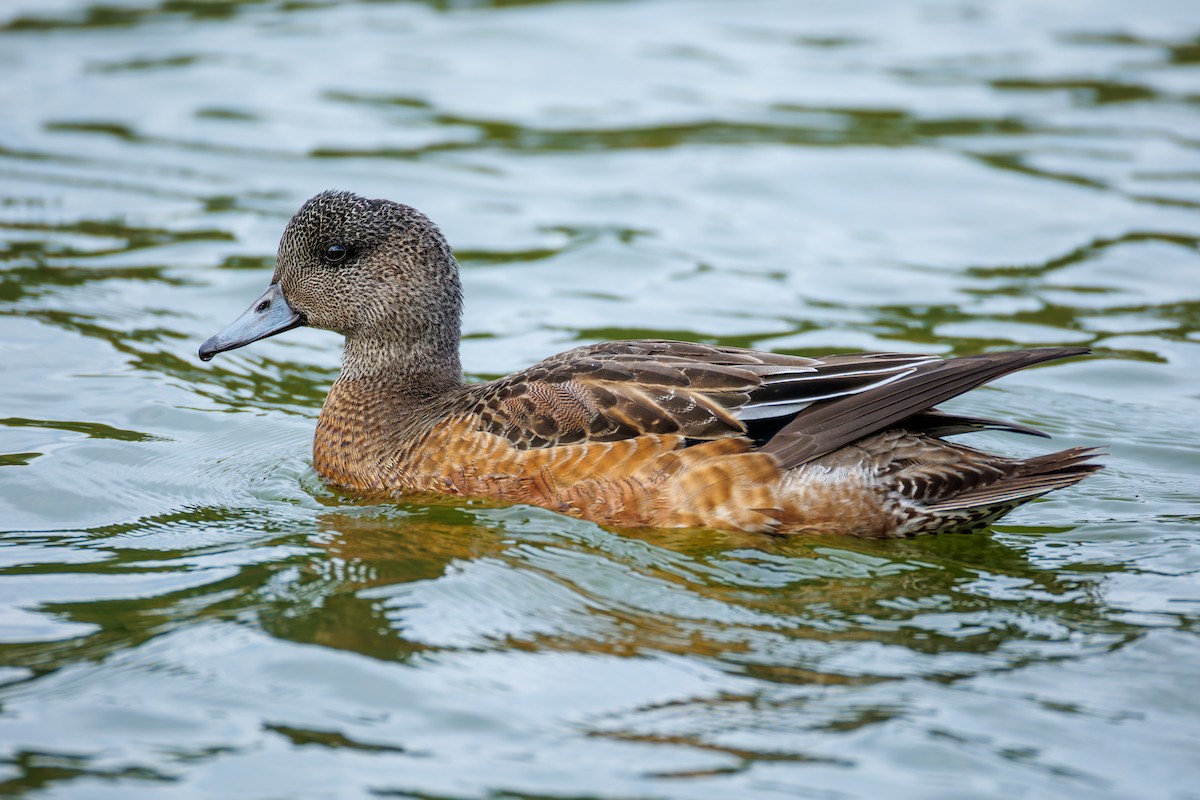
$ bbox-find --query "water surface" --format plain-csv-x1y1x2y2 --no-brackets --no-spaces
1,0,1199,797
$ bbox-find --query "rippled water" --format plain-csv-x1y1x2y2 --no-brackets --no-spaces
2,0,1199,797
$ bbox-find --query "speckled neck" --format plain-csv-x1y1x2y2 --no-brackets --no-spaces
337,333,464,399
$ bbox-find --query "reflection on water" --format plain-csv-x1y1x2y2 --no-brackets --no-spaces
1,0,1199,797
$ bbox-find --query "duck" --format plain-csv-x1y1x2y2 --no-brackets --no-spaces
199,190,1101,537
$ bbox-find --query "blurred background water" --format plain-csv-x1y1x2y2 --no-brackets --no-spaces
1,0,1199,797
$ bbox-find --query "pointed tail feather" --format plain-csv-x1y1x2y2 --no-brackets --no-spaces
904,409,1051,439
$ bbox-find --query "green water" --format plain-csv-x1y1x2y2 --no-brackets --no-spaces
2,0,1199,797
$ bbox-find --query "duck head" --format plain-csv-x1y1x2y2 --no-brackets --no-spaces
199,190,463,385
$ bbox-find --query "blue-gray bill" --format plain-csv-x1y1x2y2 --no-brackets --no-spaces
198,283,304,361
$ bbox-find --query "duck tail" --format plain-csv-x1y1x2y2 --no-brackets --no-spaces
925,446,1103,513
904,446,1103,535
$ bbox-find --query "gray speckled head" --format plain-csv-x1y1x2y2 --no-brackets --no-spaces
277,191,459,333
199,190,465,391
277,190,464,387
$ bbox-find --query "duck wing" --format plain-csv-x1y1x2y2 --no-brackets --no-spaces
472,339,942,449
760,347,1089,468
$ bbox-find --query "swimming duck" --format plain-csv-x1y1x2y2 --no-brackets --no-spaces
199,190,1100,537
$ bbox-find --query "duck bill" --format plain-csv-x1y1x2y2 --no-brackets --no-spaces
198,283,305,361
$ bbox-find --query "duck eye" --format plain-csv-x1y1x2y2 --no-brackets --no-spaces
323,243,349,264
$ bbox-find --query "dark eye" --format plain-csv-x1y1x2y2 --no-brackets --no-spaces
323,243,349,264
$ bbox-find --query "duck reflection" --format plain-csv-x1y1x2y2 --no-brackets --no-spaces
265,503,1132,684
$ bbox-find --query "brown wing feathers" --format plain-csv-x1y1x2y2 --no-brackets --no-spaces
475,341,1089,473
480,346,765,448
478,341,953,450
760,347,1089,469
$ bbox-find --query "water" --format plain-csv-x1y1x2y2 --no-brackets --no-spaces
1,0,1199,797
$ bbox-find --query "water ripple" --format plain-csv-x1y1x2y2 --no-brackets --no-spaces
1,0,1199,797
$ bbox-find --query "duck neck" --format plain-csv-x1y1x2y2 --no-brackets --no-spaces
314,334,464,491
336,332,464,401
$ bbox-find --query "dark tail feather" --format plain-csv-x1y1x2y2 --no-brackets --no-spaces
762,347,1089,469
904,409,1050,439
926,447,1103,512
